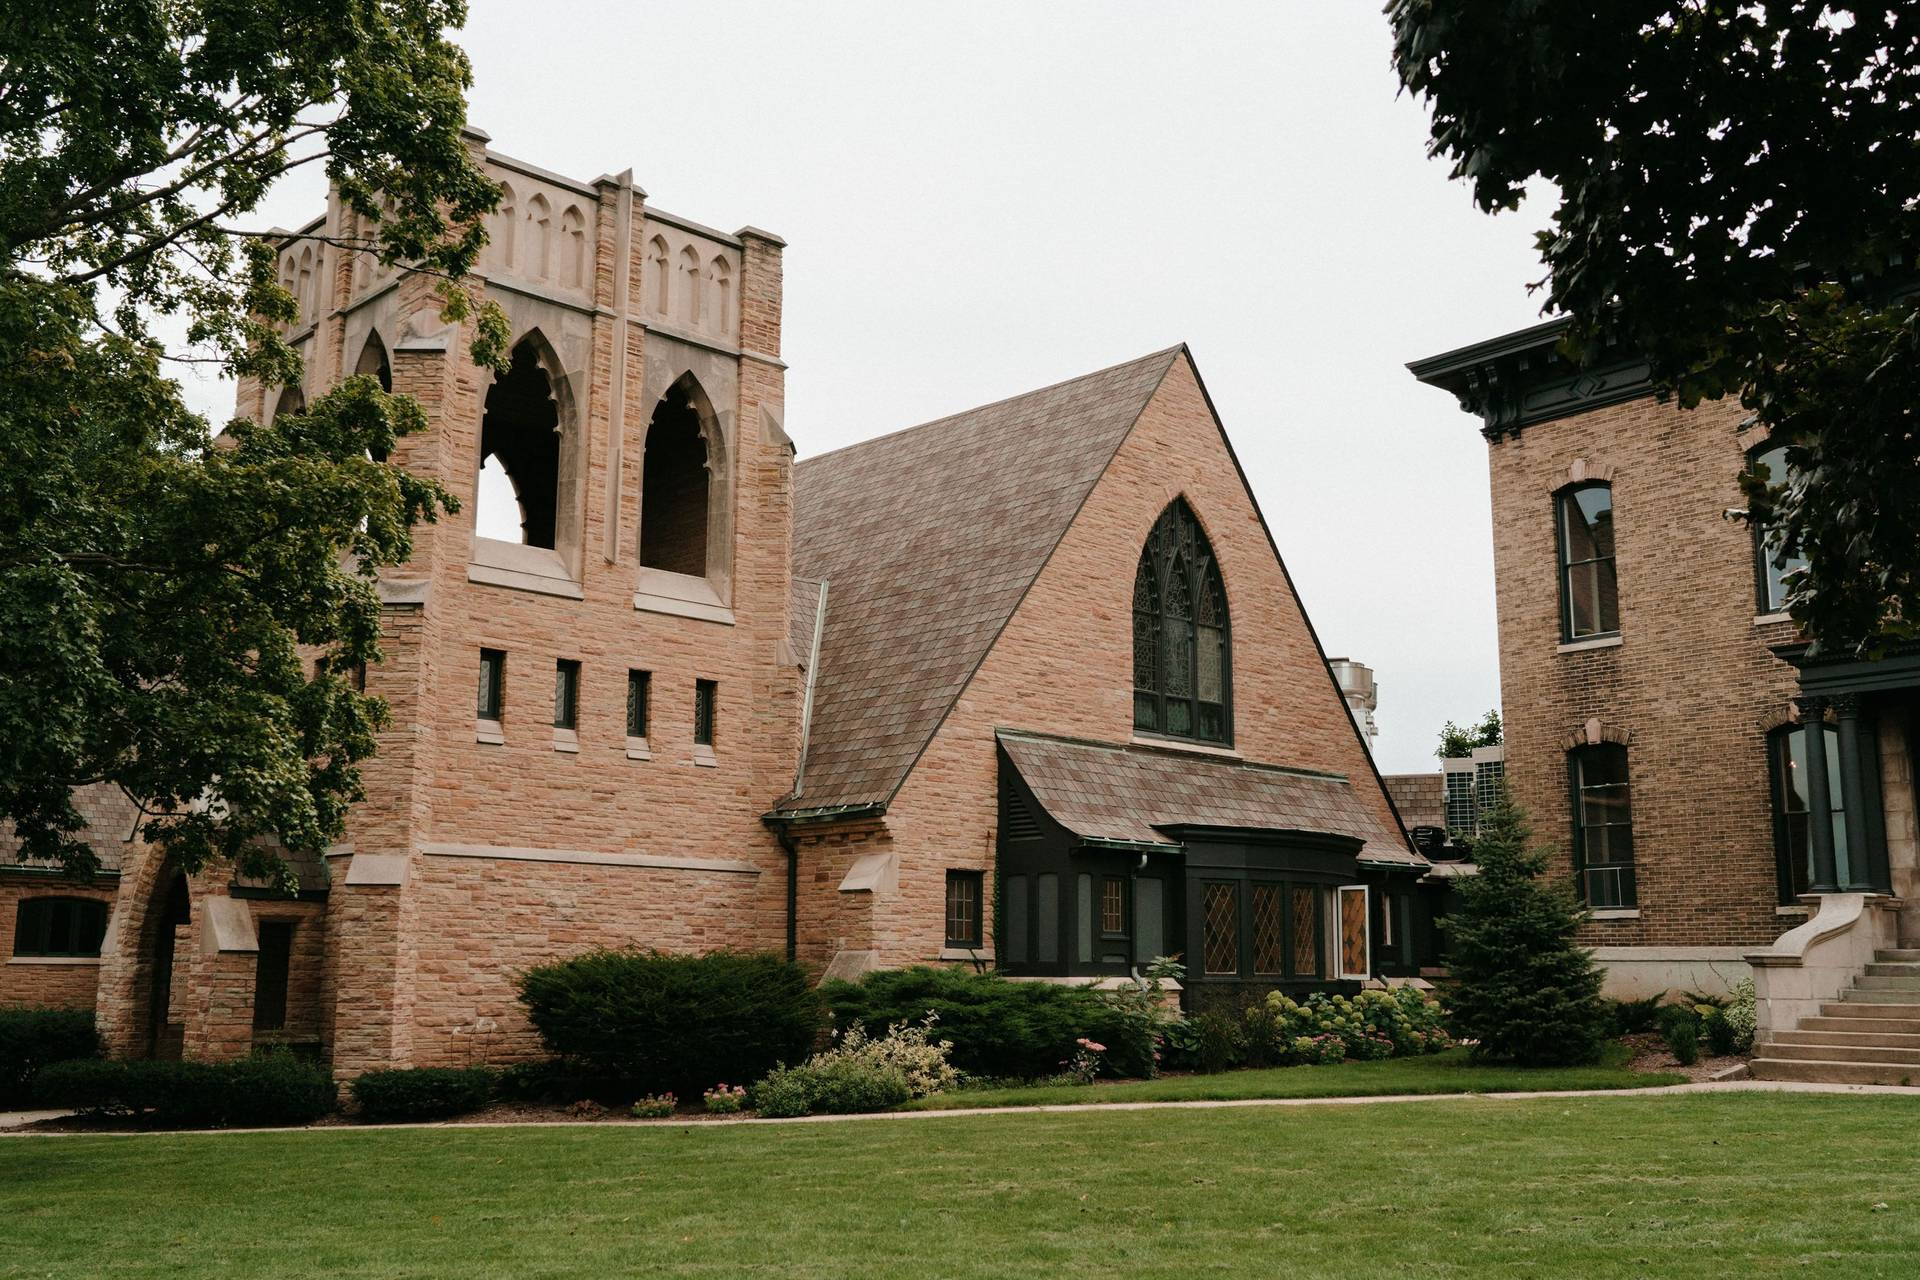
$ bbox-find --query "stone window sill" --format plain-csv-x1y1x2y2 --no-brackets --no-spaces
940,946,993,962
1775,904,1810,916
633,567,734,626
692,743,718,768
476,718,504,745
625,736,652,761
552,727,579,754
1128,734,1241,760
7,956,102,966
468,537,584,601
1591,907,1640,920
1557,634,1623,654
1754,611,1795,627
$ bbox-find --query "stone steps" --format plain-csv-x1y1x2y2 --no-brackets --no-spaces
1751,948,1920,1086
1749,1057,1920,1086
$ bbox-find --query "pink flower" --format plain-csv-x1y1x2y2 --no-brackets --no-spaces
1076,1038,1106,1053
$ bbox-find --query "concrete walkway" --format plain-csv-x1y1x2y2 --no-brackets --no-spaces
3,1077,1915,1139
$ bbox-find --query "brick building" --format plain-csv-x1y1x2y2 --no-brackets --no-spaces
5,134,1419,1077
1411,319,1920,1057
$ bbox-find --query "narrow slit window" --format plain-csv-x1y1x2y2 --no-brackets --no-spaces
477,649,505,721
252,922,295,1032
553,659,580,730
694,679,717,747
1100,877,1125,936
626,669,651,738
1556,484,1619,639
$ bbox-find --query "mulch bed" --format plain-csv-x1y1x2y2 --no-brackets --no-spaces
1622,1032,1746,1082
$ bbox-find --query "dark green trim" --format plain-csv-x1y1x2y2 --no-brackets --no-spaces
1774,641,1920,696
1408,317,1654,439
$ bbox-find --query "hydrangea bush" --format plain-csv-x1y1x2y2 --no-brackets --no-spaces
1255,989,1450,1065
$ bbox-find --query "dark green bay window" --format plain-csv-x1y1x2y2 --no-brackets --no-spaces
1133,499,1231,744
1569,744,1636,908
13,897,108,958
1556,484,1618,639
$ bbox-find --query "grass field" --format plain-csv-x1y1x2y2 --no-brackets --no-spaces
907,1043,1684,1109
6,1092,1919,1278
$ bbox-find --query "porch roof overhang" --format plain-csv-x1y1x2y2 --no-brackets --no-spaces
1771,640,1920,698
997,729,1422,868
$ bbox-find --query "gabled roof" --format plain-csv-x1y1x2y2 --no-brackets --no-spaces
778,348,1182,813
998,730,1422,868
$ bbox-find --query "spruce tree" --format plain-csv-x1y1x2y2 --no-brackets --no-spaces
1443,798,1609,1066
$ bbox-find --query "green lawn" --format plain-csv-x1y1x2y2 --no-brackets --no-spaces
908,1044,1683,1109
7,1093,1920,1278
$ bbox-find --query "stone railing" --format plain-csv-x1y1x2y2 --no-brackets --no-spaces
1746,892,1901,1037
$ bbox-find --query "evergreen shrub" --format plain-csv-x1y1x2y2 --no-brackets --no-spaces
0,1005,101,1106
350,1066,496,1123
517,949,820,1097
34,1052,336,1126
1442,800,1610,1066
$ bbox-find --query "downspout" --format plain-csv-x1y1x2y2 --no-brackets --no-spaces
1128,851,1149,988
780,580,829,966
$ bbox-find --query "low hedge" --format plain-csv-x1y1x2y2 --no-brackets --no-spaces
821,967,1150,1080
517,948,821,1097
1,1005,102,1107
350,1066,497,1123
34,1053,337,1127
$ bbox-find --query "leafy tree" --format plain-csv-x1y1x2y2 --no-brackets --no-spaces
0,2,505,883
1442,799,1610,1066
1389,3,1920,657
1435,707,1502,760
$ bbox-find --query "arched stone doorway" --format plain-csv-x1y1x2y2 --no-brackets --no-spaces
144,872,190,1060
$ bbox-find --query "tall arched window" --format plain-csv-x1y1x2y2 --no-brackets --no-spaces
559,205,587,290
476,340,562,548
1556,482,1618,639
649,236,671,313
710,255,733,336
1748,443,1808,614
491,183,518,272
640,376,713,577
1768,722,1847,903
678,245,703,326
526,193,552,279
1133,499,1230,744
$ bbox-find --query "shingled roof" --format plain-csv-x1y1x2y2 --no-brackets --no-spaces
779,348,1182,813
998,730,1421,868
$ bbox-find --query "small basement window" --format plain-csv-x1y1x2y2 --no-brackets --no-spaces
12,897,109,958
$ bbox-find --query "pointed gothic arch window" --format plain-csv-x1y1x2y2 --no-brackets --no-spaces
678,245,702,326
1133,499,1230,744
526,193,552,279
649,236,671,313
491,183,518,272
476,340,562,548
710,255,733,336
559,205,587,290
640,376,713,577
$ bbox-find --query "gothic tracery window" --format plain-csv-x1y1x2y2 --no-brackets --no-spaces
1133,499,1230,743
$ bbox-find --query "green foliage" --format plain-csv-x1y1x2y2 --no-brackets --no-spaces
821,966,1150,1081
516,949,821,1098
1436,708,1503,760
1659,1006,1701,1067
1703,1008,1737,1059
629,1094,676,1120
1256,988,1450,1064
0,4,505,885
349,1066,495,1123
1723,979,1758,1055
0,1006,102,1106
1442,800,1610,1066
747,1066,817,1119
34,1052,336,1126
1389,3,1920,657
1607,994,1666,1037
1191,1009,1245,1075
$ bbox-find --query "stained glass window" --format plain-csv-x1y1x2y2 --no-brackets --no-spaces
1133,500,1230,743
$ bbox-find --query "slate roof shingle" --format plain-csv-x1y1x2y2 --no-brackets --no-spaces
781,348,1182,812
999,730,1422,868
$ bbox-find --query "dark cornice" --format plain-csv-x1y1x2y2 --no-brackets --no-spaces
1407,316,1653,439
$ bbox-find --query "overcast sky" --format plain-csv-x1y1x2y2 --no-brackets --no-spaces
192,2,1557,775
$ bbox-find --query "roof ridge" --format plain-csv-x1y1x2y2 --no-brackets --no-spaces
795,346,1183,471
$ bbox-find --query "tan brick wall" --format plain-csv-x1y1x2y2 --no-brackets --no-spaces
877,354,1406,966
1485,395,1801,948
0,878,117,1009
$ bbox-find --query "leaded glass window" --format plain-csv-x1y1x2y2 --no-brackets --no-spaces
1202,882,1239,976
1251,884,1284,975
1133,500,1231,744
1290,886,1319,977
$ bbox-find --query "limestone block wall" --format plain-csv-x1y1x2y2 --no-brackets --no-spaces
875,353,1405,969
